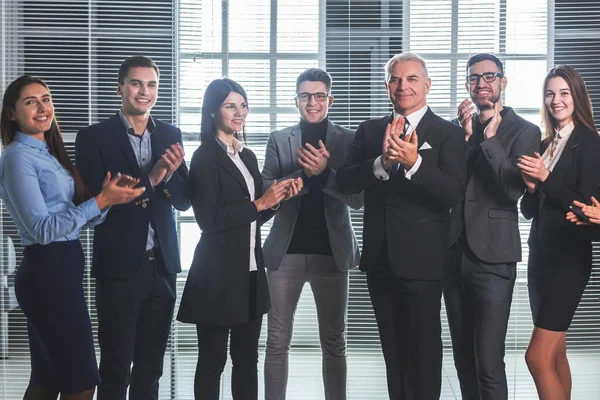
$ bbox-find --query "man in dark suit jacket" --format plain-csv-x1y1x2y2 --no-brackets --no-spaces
337,53,466,399
261,68,362,400
75,56,189,400
446,54,540,400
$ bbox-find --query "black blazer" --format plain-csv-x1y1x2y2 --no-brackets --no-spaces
337,108,466,280
177,138,273,326
75,113,190,280
521,124,600,254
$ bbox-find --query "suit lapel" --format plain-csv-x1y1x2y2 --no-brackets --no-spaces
414,108,432,150
240,149,262,197
150,121,168,163
109,113,141,175
548,124,582,177
289,124,302,172
211,139,251,196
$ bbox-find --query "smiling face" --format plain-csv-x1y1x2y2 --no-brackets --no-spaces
295,80,333,124
466,59,506,110
214,91,248,137
385,60,431,115
10,83,54,138
545,76,574,130
118,67,158,117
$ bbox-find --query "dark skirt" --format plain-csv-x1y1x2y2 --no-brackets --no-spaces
527,247,592,332
15,240,99,393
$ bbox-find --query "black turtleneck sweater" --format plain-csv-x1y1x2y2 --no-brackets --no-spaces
287,118,332,255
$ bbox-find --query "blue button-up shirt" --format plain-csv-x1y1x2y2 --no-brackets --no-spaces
0,132,106,246
119,110,156,250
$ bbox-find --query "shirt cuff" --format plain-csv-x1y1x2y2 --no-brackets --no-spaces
404,155,422,180
83,197,103,219
373,156,390,181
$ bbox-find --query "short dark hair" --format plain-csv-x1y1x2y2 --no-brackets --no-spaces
466,53,504,76
200,78,249,143
296,68,332,92
118,56,160,84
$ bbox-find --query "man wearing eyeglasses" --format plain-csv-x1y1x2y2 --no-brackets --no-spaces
337,53,466,399
445,53,540,400
261,68,363,400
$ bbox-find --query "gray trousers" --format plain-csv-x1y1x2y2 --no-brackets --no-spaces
443,244,517,400
265,254,349,400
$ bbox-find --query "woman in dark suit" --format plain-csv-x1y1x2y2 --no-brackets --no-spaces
177,78,300,400
0,76,144,400
517,65,600,400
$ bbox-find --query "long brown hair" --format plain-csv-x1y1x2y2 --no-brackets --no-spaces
542,65,597,142
1,75,91,204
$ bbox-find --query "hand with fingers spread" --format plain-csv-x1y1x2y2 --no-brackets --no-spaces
517,152,549,183
282,177,303,201
567,197,600,225
95,171,147,209
381,117,404,170
457,98,475,140
297,140,330,177
149,142,186,186
254,179,295,211
483,101,502,139
386,127,419,169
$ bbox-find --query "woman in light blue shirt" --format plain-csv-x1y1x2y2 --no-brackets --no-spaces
0,75,145,400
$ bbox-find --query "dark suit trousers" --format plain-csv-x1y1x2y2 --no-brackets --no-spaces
367,269,444,400
194,271,262,400
443,244,516,400
96,248,177,400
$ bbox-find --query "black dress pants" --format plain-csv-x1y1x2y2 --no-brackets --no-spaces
367,268,444,400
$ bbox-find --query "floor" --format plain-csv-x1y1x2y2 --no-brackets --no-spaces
1,347,599,399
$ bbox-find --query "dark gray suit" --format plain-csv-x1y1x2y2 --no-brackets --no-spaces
445,107,540,400
261,120,362,400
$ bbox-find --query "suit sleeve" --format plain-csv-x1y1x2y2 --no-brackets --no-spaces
75,128,105,196
337,121,383,194
410,124,467,207
189,151,259,234
154,127,190,211
261,132,308,195
480,124,541,202
539,131,600,211
520,191,539,220
322,169,364,210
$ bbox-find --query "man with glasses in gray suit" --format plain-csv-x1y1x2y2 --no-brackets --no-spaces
446,53,540,400
261,68,362,400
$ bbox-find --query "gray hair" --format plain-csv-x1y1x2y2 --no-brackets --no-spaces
384,53,429,81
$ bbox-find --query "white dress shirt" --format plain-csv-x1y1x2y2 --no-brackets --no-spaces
216,137,258,272
373,104,429,180
541,121,575,172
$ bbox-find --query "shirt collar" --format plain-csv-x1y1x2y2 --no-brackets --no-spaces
13,131,48,150
119,110,155,136
555,121,575,139
393,104,429,128
215,136,245,156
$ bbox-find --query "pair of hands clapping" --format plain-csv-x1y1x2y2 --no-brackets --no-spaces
380,116,418,171
95,172,146,210
254,178,304,212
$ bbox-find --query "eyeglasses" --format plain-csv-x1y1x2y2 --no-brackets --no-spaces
466,72,504,85
296,92,329,102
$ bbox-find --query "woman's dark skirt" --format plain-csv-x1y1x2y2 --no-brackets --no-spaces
15,240,99,393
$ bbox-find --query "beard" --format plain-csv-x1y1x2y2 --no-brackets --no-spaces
472,91,501,110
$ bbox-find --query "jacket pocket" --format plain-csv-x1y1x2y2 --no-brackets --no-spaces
488,208,517,220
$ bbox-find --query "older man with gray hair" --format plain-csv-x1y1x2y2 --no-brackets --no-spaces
337,53,466,399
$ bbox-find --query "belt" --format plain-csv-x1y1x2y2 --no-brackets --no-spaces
144,248,159,261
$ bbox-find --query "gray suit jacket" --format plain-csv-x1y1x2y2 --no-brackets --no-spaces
449,107,541,264
261,120,363,271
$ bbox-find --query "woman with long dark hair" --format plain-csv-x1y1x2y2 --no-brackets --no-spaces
517,65,600,399
0,75,145,400
177,78,300,399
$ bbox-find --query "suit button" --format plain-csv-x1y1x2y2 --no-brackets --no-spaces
142,203,147,208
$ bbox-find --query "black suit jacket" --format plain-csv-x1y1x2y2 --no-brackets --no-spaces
75,113,190,280
449,107,541,263
177,138,272,326
521,124,600,254
337,108,467,280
